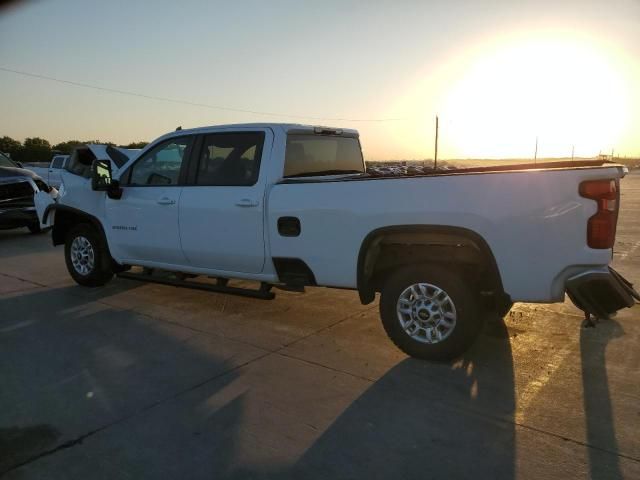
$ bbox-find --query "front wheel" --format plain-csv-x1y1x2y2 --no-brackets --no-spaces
64,224,114,287
380,265,483,361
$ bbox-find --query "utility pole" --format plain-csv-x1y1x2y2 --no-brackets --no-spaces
534,136,538,164
611,148,614,160
571,145,574,161
434,115,439,170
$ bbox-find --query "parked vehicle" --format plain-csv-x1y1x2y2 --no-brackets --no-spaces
0,151,53,233
35,123,639,359
26,154,70,189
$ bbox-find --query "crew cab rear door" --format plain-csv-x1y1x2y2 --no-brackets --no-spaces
178,129,271,273
105,136,195,265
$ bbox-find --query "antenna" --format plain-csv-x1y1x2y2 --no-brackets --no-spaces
534,136,538,164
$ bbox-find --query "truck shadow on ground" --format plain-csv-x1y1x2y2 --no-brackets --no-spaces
0,284,241,476
0,282,627,478
581,317,625,480
230,316,626,479
233,317,518,480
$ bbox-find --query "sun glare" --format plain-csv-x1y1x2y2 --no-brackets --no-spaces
442,36,631,158
385,31,636,160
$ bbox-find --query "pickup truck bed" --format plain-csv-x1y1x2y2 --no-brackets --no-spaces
269,162,625,302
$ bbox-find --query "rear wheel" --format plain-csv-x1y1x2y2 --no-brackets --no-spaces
64,223,114,287
380,265,483,360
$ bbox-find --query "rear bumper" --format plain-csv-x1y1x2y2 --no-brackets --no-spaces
566,267,639,318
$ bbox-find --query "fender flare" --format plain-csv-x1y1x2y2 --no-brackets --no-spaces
47,204,110,249
356,225,506,305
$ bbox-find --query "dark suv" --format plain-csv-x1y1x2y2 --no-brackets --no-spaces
0,152,50,233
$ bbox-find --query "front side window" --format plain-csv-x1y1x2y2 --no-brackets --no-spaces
284,135,364,177
128,137,193,186
194,132,264,186
51,156,65,169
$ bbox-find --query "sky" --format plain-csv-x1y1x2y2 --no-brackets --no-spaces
1,0,639,160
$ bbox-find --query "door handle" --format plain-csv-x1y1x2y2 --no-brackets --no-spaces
235,198,259,207
157,197,176,205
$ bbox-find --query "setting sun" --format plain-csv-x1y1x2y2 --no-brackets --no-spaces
384,30,638,160
442,33,633,158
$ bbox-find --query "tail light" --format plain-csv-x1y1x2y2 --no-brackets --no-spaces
579,179,619,249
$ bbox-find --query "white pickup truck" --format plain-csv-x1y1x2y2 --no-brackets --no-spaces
35,123,638,360
26,154,70,189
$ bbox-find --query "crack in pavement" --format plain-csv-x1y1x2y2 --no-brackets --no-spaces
0,272,47,290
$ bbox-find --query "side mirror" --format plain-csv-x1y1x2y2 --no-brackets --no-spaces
16,161,24,168
91,159,122,199
91,159,113,190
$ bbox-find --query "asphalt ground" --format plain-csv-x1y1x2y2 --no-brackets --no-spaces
1,172,639,479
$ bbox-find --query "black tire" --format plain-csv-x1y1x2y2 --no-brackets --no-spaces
28,223,42,234
379,265,483,361
64,223,114,287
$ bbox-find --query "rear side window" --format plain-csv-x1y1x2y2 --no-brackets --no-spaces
284,135,364,177
194,132,264,186
128,136,194,186
51,156,65,169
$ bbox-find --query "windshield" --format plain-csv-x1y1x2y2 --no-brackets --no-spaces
284,135,364,177
0,152,17,168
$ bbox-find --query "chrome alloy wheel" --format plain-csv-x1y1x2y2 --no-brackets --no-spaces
396,283,457,344
70,236,95,276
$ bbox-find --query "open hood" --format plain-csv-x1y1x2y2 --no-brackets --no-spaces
66,144,141,179
86,144,140,168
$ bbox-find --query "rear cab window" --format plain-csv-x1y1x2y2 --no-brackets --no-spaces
284,134,365,177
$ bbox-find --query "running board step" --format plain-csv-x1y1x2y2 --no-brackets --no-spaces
117,271,275,300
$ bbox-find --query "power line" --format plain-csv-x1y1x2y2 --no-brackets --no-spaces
0,66,404,123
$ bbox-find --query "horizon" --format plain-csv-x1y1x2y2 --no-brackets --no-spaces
1,0,639,160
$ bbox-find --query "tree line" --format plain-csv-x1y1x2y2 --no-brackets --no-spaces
0,136,148,163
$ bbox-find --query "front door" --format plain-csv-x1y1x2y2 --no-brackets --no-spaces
179,130,269,273
105,136,195,265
